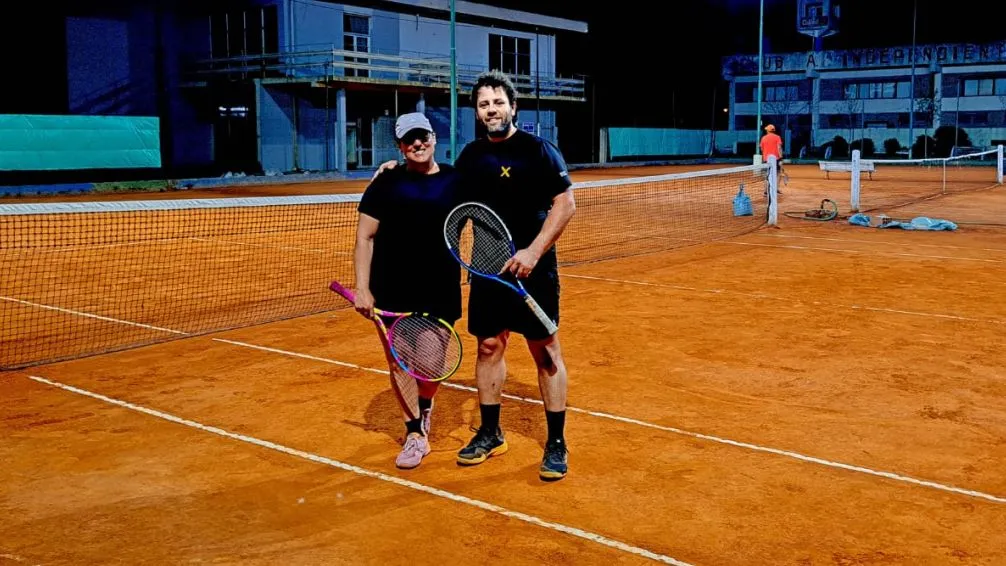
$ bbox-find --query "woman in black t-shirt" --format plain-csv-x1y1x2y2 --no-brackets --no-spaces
353,112,462,470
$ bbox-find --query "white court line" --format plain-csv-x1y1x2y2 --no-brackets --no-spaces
723,241,1005,263
11,298,1006,503
561,274,1006,326
32,237,191,254
0,296,188,335
24,374,689,566
213,338,1006,505
213,338,386,374
756,233,1006,253
189,237,351,255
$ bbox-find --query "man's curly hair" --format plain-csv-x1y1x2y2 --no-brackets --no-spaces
470,70,517,107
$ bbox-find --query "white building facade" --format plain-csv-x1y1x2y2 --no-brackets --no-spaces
722,40,1006,156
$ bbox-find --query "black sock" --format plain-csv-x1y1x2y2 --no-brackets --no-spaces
405,418,423,435
418,396,432,413
545,410,565,443
479,403,501,434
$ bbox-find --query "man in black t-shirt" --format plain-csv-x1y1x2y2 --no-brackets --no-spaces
454,71,576,481
354,112,463,470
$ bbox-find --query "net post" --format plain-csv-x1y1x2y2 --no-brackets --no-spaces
998,144,1004,185
941,154,948,195
767,155,778,225
850,149,861,212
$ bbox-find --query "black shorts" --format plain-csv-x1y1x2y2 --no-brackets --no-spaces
466,267,560,341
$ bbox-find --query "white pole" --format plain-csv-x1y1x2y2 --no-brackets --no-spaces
997,144,1003,185
767,154,778,225
851,149,861,211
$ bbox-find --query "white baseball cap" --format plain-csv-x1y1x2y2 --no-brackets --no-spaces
395,112,433,139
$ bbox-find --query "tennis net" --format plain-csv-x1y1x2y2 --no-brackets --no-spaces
1,163,776,369
851,146,1005,222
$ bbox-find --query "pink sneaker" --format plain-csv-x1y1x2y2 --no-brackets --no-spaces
395,432,430,469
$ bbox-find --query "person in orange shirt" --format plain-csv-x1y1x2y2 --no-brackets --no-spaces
759,124,788,188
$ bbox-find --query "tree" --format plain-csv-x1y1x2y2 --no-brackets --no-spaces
912,134,936,159
824,135,849,158
933,126,972,157
911,96,935,158
850,138,876,156
842,97,863,147
911,82,942,158
764,97,810,155
884,138,901,157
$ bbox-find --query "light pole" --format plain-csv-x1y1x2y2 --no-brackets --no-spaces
755,0,765,162
908,0,917,156
450,0,457,163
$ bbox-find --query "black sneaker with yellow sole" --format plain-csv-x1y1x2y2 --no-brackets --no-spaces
457,427,508,465
539,438,568,481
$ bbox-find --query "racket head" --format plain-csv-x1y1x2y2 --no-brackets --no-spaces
387,313,463,382
444,202,517,279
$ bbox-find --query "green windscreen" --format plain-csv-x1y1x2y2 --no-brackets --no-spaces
0,114,161,171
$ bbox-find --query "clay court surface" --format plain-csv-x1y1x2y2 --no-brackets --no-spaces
3,163,1006,565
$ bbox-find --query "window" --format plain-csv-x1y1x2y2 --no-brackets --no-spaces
489,34,531,77
344,14,369,77
957,111,993,126
764,85,799,102
825,114,849,128
735,83,756,103
962,77,1005,96
844,80,904,99
210,6,278,58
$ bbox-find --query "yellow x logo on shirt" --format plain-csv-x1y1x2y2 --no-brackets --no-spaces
500,166,511,178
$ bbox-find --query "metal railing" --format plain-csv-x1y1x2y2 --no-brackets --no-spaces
186,47,587,101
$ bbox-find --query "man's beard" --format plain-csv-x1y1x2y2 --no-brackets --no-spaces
485,115,512,139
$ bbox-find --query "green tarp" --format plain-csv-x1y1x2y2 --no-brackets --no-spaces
0,114,161,170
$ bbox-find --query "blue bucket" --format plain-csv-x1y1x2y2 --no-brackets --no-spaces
733,183,753,216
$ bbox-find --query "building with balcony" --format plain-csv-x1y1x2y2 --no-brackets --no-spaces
64,0,588,175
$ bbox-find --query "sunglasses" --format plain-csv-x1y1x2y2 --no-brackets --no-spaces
400,129,432,145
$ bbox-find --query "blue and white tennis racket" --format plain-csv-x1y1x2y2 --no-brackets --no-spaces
444,201,558,335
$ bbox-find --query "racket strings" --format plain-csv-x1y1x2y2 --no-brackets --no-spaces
390,315,461,381
446,205,513,275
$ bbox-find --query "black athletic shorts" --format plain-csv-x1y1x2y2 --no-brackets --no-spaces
466,266,559,341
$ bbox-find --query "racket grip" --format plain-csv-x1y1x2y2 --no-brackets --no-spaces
329,280,355,302
524,295,558,335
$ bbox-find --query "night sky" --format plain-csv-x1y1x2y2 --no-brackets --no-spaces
483,0,1005,130
2,0,1003,159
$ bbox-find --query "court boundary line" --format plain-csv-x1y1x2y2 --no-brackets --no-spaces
721,241,1006,263
0,296,188,335
213,338,1006,505
754,233,1006,253
560,274,1006,326
24,374,690,566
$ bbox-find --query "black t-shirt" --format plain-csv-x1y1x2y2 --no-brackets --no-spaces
357,164,463,322
454,130,573,271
